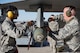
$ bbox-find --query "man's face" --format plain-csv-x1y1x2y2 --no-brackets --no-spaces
63,7,69,21
13,10,18,19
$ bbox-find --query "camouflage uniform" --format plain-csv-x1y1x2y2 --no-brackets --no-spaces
0,17,28,53
52,16,80,52
47,20,59,53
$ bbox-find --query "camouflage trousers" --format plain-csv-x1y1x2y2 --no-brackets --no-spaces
57,45,80,53
0,47,18,53
47,36,57,53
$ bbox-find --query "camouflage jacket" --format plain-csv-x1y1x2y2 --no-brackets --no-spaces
0,17,27,52
52,16,80,51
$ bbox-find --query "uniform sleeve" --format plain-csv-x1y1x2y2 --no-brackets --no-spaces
2,22,28,38
52,24,79,40
48,21,59,31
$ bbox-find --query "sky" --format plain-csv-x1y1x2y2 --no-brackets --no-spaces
0,0,62,21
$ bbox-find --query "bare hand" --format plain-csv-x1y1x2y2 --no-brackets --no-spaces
27,20,34,26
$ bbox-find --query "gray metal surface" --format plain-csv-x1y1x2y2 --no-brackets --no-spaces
0,0,80,12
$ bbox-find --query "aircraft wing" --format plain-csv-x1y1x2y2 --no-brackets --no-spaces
0,0,80,12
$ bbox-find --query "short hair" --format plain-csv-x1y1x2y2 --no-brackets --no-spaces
64,5,76,11
5,5,17,12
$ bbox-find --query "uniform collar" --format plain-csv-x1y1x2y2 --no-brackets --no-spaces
6,17,14,24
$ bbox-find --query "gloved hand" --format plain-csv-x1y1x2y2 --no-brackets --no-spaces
48,17,55,22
